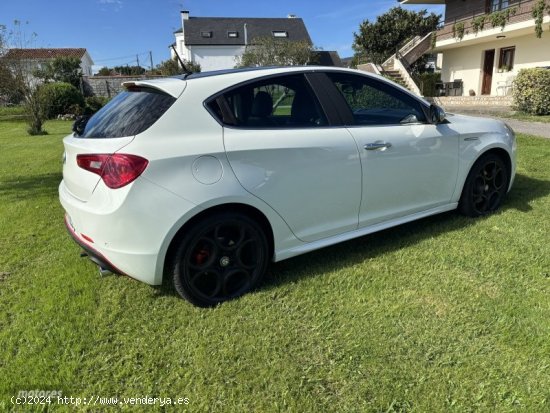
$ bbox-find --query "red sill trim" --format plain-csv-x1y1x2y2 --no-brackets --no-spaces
64,214,128,277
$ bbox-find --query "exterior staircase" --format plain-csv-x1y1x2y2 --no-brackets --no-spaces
358,31,434,96
382,69,409,87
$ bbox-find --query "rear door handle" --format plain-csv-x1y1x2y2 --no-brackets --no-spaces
364,142,392,151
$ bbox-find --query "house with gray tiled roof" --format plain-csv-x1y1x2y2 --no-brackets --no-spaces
171,11,315,71
3,48,94,76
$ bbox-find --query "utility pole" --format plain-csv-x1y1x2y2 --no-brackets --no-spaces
149,51,154,70
136,54,140,68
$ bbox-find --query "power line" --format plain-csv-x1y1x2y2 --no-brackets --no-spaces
94,51,149,63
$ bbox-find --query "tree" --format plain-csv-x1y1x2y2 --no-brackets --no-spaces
0,20,46,135
96,66,113,76
34,56,82,88
236,37,317,67
353,7,440,65
153,57,201,76
0,24,21,103
113,65,145,76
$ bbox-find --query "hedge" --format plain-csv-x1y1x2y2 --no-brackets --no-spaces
414,72,441,97
512,68,550,115
38,82,84,119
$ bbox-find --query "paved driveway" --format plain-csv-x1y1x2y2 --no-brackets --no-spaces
494,118,550,139
446,108,550,139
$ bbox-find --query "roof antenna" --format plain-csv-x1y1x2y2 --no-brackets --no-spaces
170,44,192,76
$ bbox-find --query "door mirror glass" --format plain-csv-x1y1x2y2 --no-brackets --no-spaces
430,104,446,124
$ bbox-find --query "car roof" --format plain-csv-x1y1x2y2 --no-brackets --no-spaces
123,66,428,106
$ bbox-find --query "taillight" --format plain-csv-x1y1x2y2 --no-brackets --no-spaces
77,154,149,189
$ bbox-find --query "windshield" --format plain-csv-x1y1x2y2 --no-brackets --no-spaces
78,88,176,139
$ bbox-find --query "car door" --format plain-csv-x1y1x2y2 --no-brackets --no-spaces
218,73,362,242
324,72,460,227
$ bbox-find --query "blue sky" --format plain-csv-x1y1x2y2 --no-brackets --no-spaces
0,0,444,72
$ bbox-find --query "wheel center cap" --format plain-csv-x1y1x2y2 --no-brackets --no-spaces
220,256,230,267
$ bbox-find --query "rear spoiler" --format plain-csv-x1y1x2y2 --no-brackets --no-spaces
121,79,186,98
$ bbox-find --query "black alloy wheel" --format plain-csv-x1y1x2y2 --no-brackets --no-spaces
459,153,509,217
172,212,268,307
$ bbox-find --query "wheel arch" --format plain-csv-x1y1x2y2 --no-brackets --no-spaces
455,145,514,213
456,145,514,201
481,147,512,186
160,203,275,284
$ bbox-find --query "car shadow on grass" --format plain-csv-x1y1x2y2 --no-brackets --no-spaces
263,173,550,290
155,173,550,301
0,172,62,201
503,173,550,213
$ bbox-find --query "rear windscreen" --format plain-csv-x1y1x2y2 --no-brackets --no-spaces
79,88,176,139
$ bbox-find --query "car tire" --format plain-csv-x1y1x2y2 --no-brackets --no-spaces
171,212,269,307
459,153,509,217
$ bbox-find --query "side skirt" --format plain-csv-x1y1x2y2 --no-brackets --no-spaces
274,203,458,262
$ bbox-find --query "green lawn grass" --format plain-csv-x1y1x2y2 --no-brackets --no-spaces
0,119,549,412
504,112,550,124
0,106,27,122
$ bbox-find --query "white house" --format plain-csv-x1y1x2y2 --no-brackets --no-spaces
401,0,550,96
3,48,94,77
171,11,313,72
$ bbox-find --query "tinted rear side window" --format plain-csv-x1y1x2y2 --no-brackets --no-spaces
79,88,176,138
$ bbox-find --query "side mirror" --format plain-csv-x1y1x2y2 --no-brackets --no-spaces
72,115,90,136
429,104,446,124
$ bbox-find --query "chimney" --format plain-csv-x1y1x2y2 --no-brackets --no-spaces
181,10,189,30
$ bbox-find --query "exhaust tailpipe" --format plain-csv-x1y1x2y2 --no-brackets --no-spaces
99,267,112,276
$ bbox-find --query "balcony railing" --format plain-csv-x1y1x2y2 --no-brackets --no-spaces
436,0,540,42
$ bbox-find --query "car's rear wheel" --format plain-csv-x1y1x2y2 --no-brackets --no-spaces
459,153,509,217
171,212,269,307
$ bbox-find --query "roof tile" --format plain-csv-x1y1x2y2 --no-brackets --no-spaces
176,17,312,46
3,48,87,60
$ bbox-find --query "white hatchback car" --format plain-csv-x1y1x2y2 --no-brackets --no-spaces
59,66,516,306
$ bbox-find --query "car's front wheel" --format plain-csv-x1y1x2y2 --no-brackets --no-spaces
459,153,509,217
171,212,269,307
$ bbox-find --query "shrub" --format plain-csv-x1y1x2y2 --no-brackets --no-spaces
26,89,47,135
38,82,84,119
84,96,110,115
513,68,550,115
414,72,441,97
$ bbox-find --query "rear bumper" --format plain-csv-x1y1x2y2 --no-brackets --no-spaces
64,214,125,275
59,178,198,286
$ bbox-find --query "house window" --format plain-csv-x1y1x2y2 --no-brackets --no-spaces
227,31,238,38
499,46,515,71
272,31,288,38
200,31,212,38
487,0,509,12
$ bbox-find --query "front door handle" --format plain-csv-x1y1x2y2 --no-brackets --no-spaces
364,142,392,151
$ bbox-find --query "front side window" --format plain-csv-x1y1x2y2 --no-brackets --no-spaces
79,87,175,139
218,74,328,128
326,72,426,126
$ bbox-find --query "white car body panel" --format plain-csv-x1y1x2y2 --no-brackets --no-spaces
58,66,516,288
348,122,460,226
224,126,362,242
